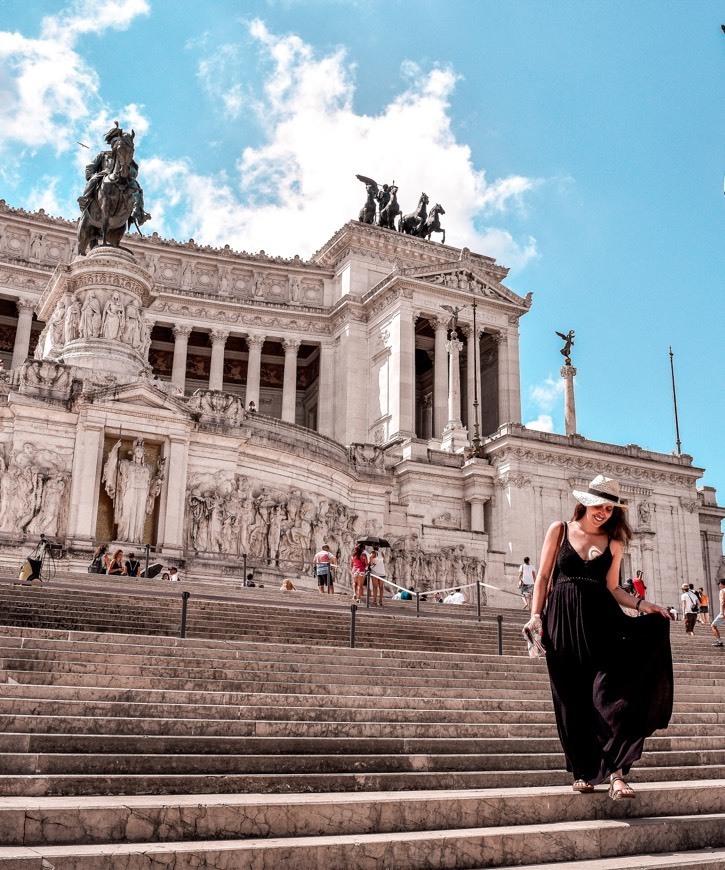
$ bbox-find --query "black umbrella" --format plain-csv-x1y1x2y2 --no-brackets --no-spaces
357,536,391,548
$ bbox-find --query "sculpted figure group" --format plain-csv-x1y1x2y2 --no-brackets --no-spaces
0,442,69,537
184,474,362,580
356,175,446,243
43,291,149,354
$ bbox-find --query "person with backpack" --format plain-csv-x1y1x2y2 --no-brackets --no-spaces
680,583,699,636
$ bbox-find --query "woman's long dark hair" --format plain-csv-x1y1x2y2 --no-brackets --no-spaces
352,542,365,560
571,502,632,546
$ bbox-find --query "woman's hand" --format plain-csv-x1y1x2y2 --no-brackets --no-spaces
639,600,672,619
523,613,543,637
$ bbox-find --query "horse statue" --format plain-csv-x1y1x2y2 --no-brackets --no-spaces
77,122,150,255
399,192,429,236
379,184,400,230
422,203,446,244
357,181,377,225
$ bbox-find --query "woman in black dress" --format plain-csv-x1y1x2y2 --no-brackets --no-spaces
524,475,673,800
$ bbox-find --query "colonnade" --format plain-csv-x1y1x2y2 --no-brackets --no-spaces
416,312,521,442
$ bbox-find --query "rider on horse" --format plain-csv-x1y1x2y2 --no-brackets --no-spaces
77,123,150,227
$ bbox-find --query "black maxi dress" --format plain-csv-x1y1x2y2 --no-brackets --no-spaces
542,523,673,785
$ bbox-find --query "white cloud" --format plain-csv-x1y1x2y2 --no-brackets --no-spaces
529,376,565,412
525,414,555,433
165,20,540,261
25,175,67,217
0,0,149,154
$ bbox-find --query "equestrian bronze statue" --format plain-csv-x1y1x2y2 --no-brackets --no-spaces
77,122,151,255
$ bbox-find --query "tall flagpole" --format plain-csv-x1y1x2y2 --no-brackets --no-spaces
668,346,682,456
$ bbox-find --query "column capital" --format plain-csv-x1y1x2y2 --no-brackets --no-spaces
434,316,449,333
246,333,266,350
210,328,229,345
282,337,302,354
492,330,507,346
16,298,35,314
173,323,192,340
461,324,482,341
560,364,577,379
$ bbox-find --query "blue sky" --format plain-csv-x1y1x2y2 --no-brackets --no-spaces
1,0,723,515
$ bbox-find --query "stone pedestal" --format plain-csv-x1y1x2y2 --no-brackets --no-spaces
35,247,153,381
560,362,577,435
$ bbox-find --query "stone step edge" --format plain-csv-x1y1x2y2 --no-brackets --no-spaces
1,627,719,672
2,782,724,848
506,850,725,870
1,813,723,865
2,779,722,810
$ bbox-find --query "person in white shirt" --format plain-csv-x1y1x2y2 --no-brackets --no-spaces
443,589,467,605
518,557,536,609
168,566,181,582
680,583,699,636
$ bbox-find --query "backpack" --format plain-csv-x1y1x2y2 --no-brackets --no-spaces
687,592,700,614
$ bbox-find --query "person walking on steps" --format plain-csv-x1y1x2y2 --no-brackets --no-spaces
710,579,725,647
523,474,673,801
518,557,536,609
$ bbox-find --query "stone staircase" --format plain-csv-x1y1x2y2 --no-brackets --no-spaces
0,580,724,868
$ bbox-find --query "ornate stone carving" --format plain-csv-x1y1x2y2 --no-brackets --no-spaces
496,472,531,489
348,443,385,471
188,389,245,426
0,442,71,537
19,360,73,398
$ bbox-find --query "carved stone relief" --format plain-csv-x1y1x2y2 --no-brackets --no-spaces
0,442,71,537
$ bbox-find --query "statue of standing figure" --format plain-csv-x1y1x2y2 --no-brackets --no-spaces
102,438,166,543
556,330,575,364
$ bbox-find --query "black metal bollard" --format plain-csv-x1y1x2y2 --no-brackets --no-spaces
242,554,247,585
497,614,504,655
365,566,371,609
350,603,357,648
415,591,420,617
180,590,190,638
144,544,150,580
476,580,481,621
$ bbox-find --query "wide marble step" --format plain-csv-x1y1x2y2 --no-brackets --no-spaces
3,765,725,798
1,811,723,869
0,713,716,740
4,745,724,778
1,781,722,847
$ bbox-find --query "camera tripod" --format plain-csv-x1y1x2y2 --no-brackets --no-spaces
18,534,57,584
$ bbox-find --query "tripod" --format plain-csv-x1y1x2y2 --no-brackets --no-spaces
18,535,56,584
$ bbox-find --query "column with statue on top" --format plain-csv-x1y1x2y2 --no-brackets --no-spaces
557,329,577,435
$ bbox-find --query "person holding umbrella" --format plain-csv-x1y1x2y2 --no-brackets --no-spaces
357,537,391,607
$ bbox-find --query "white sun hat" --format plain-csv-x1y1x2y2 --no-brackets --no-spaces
572,474,628,510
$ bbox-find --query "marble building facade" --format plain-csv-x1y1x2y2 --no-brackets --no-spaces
0,199,722,606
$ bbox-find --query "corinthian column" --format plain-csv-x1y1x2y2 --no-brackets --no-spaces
208,329,229,392
463,325,482,440
245,334,265,410
494,331,509,427
11,299,35,369
171,324,192,393
433,317,448,438
281,338,301,423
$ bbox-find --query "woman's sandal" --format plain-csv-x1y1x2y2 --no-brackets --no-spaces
608,777,635,800
572,780,594,793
